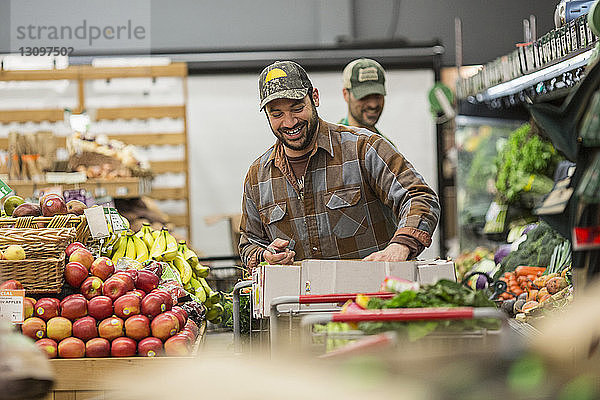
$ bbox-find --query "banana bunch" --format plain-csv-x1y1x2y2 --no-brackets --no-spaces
111,230,149,264
135,222,156,251
149,228,178,262
191,276,223,324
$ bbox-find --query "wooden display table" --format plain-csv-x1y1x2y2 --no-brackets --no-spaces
45,321,205,400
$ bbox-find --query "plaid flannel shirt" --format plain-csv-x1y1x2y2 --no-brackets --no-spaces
239,118,440,268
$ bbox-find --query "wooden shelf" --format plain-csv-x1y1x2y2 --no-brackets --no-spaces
150,187,187,200
95,105,185,120
0,108,65,123
150,160,186,174
7,177,149,199
0,63,187,82
107,132,186,146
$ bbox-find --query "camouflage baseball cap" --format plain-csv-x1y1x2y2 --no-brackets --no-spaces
259,61,313,110
342,58,386,99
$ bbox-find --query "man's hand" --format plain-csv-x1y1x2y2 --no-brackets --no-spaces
362,243,410,262
263,238,296,265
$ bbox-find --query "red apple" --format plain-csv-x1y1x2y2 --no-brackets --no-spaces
171,306,188,328
111,337,137,357
164,334,190,356
21,317,46,340
59,294,86,308
151,289,173,310
69,248,94,270
35,298,60,321
58,337,85,358
88,296,113,320
124,314,151,341
35,338,57,359
65,242,86,257
41,195,68,217
184,320,199,338
60,295,88,321
127,289,146,299
72,316,98,341
113,272,135,291
0,279,23,290
138,337,163,357
102,276,129,300
46,316,72,342
121,269,139,285
98,316,124,341
135,270,159,293
151,312,179,341
141,294,168,319
85,337,110,358
24,297,36,319
114,294,141,319
178,329,195,346
90,257,115,281
80,276,103,300
64,262,89,288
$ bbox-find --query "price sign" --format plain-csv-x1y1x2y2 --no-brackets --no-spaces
0,289,25,323
0,178,13,199
106,207,127,233
84,206,110,239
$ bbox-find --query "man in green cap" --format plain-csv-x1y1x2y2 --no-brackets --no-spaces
239,60,439,269
339,58,387,136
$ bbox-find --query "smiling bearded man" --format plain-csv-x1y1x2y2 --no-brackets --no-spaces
239,60,440,269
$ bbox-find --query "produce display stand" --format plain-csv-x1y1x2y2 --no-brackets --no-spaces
44,321,206,400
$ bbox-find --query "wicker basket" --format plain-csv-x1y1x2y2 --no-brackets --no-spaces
0,215,88,294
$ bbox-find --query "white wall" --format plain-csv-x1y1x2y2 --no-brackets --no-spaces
187,69,440,259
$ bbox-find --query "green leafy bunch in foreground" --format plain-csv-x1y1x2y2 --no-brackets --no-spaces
495,123,561,203
358,280,500,341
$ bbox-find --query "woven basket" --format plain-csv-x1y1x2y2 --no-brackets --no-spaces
0,214,90,244
0,215,87,294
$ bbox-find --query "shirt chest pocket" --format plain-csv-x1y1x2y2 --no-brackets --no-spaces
259,202,287,233
325,187,368,238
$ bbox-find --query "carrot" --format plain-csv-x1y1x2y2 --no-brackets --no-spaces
526,274,538,281
515,266,546,277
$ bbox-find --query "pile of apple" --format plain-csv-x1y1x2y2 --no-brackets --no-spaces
20,242,200,359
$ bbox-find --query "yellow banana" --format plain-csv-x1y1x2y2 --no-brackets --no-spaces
162,229,178,261
173,254,192,284
125,234,137,259
149,229,167,260
151,229,161,240
111,235,128,264
194,287,207,303
142,225,155,250
193,264,210,278
132,234,149,262
180,241,200,268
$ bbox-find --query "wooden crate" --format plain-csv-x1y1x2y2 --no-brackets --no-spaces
45,321,205,400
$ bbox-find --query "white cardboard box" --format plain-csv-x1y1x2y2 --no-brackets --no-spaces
252,265,301,318
416,260,457,285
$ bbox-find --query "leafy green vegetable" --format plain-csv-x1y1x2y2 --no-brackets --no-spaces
495,123,562,203
495,222,566,279
358,280,500,339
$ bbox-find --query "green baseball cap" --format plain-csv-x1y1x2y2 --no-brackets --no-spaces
342,58,386,99
259,61,313,110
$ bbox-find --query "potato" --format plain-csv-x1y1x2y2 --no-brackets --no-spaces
546,277,568,295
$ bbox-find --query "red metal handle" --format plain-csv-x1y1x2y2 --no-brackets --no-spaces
330,307,475,322
298,292,395,304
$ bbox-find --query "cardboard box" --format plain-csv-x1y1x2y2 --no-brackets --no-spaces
416,260,457,285
252,264,301,318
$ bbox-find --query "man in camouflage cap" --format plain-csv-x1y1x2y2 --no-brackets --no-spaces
339,58,387,135
239,60,439,268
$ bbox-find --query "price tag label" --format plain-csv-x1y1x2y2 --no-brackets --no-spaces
84,206,110,239
106,207,127,233
0,289,25,323
0,178,13,199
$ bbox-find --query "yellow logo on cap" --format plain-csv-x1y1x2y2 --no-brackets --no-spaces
265,68,287,83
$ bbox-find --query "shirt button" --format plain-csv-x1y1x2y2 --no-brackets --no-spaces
312,247,318,251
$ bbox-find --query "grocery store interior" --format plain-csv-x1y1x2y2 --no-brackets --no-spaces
1,0,600,399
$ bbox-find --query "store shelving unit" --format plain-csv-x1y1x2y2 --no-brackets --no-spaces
0,62,192,240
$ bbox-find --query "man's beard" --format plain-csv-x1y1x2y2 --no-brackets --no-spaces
349,101,382,129
271,105,319,151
